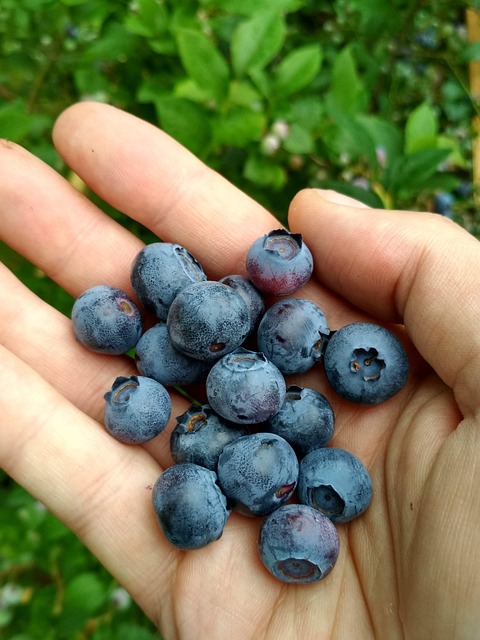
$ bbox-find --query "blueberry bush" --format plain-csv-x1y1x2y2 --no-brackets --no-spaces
0,0,478,637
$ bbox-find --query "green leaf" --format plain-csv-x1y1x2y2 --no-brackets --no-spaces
124,0,169,38
0,102,31,142
312,180,385,208
244,153,286,188
459,41,480,62
283,123,315,154
405,102,438,153
62,572,107,614
155,96,211,158
228,80,263,108
176,28,229,103
213,108,266,147
231,10,286,76
328,46,367,115
326,111,378,169
200,0,302,15
274,44,322,97
386,148,451,196
356,115,403,167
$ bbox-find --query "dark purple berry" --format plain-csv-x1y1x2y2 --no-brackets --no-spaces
217,433,298,516
323,322,409,405
135,323,211,387
166,281,250,362
258,504,339,583
266,385,335,458
256,298,330,374
298,447,372,523
71,285,142,355
104,375,171,444
246,229,313,295
206,348,286,424
171,403,248,471
219,274,265,334
152,463,230,550
131,243,206,321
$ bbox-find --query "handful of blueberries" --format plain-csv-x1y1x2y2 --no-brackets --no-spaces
72,229,409,585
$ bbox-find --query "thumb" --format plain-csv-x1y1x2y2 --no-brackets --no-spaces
288,188,480,416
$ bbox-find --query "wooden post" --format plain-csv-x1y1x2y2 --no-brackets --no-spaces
466,8,480,194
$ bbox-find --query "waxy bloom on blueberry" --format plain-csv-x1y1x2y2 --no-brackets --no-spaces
104,375,171,444
131,242,206,321
256,298,330,375
266,385,335,458
135,323,211,387
167,281,250,362
152,463,230,550
206,348,286,424
71,285,142,355
171,403,248,471
246,229,313,295
323,322,409,405
217,433,299,516
298,447,373,524
258,504,339,584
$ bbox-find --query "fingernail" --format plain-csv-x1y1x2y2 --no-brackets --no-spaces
315,189,370,208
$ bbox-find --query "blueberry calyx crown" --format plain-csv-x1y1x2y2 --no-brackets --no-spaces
264,229,303,260
350,348,386,381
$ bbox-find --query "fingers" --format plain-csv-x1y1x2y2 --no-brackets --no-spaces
289,189,480,415
0,344,178,625
0,141,143,299
0,262,188,467
52,102,278,278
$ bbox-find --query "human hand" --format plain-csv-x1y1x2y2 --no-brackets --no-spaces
1,102,479,640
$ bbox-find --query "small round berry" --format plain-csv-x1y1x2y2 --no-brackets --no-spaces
217,433,298,516
297,447,372,524
206,348,286,424
258,504,339,584
171,404,248,471
104,375,171,444
135,323,211,387
71,285,142,355
152,463,230,550
131,242,206,320
167,281,250,362
323,323,409,405
256,298,330,375
246,229,313,295
266,385,335,458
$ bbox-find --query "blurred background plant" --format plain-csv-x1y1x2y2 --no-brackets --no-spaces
0,0,479,637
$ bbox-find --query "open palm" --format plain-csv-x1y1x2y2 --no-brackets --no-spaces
1,103,479,640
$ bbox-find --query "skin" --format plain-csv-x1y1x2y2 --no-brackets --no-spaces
0,102,479,639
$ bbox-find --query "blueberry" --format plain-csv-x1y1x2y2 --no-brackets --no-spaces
71,285,142,355
219,274,265,334
434,192,454,218
152,463,230,550
217,433,298,516
170,403,248,471
104,375,171,444
266,385,335,458
135,323,211,387
323,322,409,405
246,229,313,295
256,298,330,375
258,504,339,584
131,243,207,321
166,281,250,362
297,447,372,524
206,348,286,424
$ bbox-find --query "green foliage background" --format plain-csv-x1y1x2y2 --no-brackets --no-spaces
0,1,479,638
